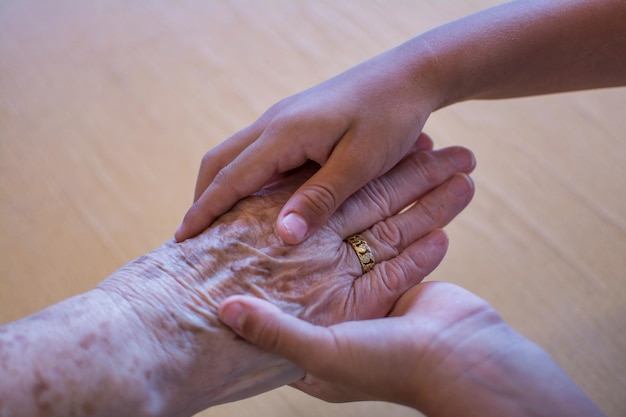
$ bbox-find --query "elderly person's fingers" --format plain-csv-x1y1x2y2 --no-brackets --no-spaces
273,132,446,244
335,172,474,278
352,229,450,315
328,143,475,237
326,172,474,319
352,173,474,264
301,229,449,321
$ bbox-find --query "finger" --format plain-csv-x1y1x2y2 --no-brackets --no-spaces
361,173,475,263
192,102,289,203
193,124,264,203
276,128,401,244
218,295,338,374
276,132,436,245
219,294,415,402
330,146,476,239
176,148,288,241
352,229,449,319
274,131,443,244
342,172,473,275
327,172,473,289
341,172,474,317
176,132,310,242
176,114,345,242
413,131,434,152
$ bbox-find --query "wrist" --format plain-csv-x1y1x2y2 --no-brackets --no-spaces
379,37,446,116
99,236,304,414
412,310,603,417
97,243,220,415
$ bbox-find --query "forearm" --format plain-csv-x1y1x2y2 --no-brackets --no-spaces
399,0,626,108
0,241,303,417
0,290,160,416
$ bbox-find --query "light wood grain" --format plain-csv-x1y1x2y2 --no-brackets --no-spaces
1,1,624,416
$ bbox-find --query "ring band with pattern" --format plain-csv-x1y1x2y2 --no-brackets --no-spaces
346,234,376,274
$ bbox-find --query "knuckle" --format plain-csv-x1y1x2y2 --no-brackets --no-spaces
212,165,232,186
371,261,407,297
377,254,425,293
212,165,247,200
267,95,295,114
265,109,303,135
369,220,404,257
212,169,235,193
299,183,339,219
417,198,446,227
199,149,219,171
407,151,442,186
247,316,281,351
361,178,395,218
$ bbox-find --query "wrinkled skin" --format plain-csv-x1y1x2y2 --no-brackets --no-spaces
110,136,475,328
100,138,475,414
220,282,606,417
0,138,475,417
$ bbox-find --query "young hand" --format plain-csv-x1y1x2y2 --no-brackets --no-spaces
219,282,605,417
175,43,443,244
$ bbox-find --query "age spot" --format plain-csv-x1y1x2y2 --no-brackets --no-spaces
82,400,96,415
79,333,98,350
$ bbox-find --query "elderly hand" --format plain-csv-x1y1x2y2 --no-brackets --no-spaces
1,136,476,417
164,135,475,325
106,137,476,411
219,282,605,417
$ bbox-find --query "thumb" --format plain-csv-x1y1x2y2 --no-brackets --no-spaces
218,296,336,371
277,156,372,244
276,133,433,245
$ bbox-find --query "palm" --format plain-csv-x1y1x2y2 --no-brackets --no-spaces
289,282,503,406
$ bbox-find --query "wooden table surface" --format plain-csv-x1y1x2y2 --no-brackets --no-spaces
1,1,625,416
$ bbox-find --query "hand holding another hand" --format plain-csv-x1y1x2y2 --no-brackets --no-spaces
165,134,477,327
0,137,477,417
219,281,605,417
175,43,443,244
99,137,476,414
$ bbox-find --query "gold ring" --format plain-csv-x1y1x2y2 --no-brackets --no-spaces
346,234,376,274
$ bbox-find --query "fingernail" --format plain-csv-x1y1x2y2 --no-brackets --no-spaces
281,212,308,242
221,302,246,332
450,148,475,171
446,174,471,197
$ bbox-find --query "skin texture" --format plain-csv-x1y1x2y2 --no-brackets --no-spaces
219,282,605,417
175,0,626,244
0,138,476,417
